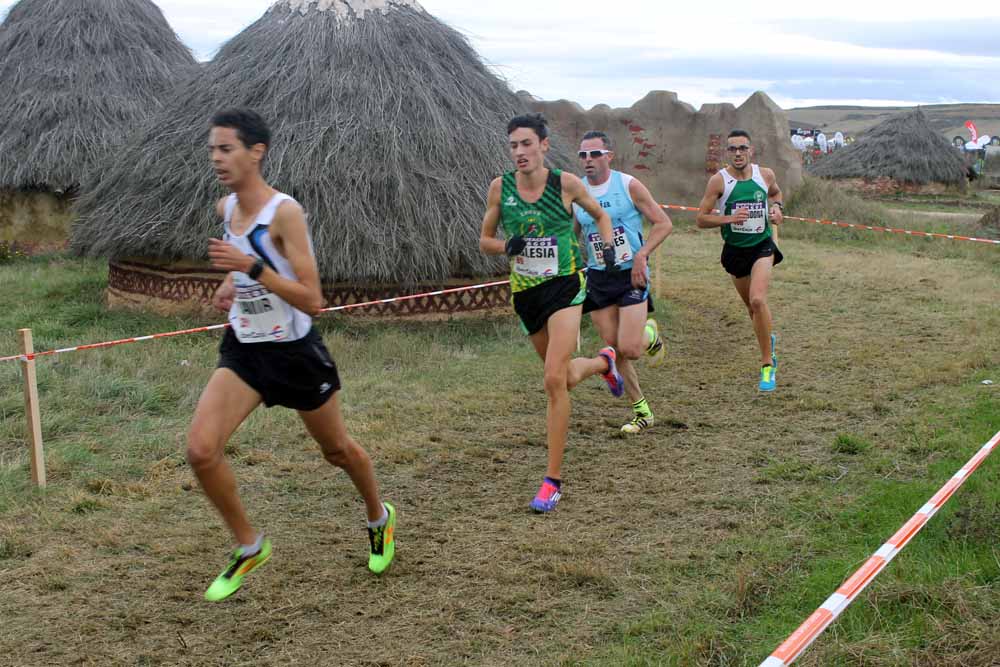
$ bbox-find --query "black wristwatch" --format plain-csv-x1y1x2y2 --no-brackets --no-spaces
772,201,784,210
247,258,265,280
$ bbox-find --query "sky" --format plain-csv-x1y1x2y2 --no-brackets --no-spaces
3,0,1000,110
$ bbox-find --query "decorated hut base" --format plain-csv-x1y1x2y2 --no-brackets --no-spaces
0,189,73,253
108,259,512,318
827,177,958,197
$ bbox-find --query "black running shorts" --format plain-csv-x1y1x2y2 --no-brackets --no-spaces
512,272,587,336
582,267,651,314
721,237,784,279
218,327,341,411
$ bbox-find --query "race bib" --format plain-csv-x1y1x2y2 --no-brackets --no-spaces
730,202,767,234
588,225,633,267
513,237,559,277
233,283,293,343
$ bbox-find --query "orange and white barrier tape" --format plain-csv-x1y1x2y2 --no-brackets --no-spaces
761,429,1000,667
660,204,1000,246
0,280,511,364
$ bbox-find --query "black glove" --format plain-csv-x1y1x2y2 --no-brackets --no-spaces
602,245,619,272
505,235,527,257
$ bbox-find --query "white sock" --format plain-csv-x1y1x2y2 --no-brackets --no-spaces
240,533,264,555
367,504,389,529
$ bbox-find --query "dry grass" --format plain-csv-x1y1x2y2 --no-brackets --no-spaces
0,218,998,666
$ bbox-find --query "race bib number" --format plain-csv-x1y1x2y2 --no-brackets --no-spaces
233,283,293,343
588,226,633,267
513,237,559,277
730,202,767,234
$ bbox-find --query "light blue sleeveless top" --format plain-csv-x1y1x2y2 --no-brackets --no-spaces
573,170,644,271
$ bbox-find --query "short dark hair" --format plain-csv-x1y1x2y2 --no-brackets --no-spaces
507,113,549,140
728,129,751,142
582,130,612,150
211,109,271,151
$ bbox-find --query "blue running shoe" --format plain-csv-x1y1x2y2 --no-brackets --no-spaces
770,333,778,369
530,479,562,513
759,365,776,392
598,347,625,397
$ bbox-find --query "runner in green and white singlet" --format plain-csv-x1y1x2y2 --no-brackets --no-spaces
499,168,584,293
696,129,785,392
480,113,625,513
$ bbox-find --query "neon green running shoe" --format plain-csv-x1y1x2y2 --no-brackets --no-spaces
645,318,666,368
204,537,272,602
367,502,396,574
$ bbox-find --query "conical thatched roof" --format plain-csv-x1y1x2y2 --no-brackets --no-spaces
73,0,562,284
0,0,198,191
808,108,966,186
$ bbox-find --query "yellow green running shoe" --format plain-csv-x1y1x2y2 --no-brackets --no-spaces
759,365,776,392
204,537,272,602
621,413,654,434
645,318,666,368
367,502,396,574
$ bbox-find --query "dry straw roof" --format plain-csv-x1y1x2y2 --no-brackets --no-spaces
808,108,967,186
0,0,197,191
73,0,561,284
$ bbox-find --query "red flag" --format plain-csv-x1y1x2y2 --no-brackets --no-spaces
965,120,978,142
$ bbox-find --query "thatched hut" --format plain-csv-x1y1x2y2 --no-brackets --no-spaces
73,0,565,316
0,0,197,251
807,108,967,195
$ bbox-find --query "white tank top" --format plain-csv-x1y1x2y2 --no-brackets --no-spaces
223,192,313,343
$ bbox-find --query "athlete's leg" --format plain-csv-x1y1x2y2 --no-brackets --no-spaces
572,305,618,390
187,369,263,546
748,256,775,366
615,301,649,403
535,306,584,480
732,274,752,319
299,393,384,522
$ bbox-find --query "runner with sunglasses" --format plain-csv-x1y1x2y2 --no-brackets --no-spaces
574,131,673,434
695,129,784,392
480,113,624,513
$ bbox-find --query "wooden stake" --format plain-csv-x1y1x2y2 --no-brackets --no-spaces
18,329,45,488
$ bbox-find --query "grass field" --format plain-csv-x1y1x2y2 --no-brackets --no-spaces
0,190,997,666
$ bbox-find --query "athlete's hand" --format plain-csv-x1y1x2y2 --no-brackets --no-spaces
208,238,255,273
505,235,527,257
730,207,750,225
770,204,784,225
602,245,619,272
631,253,648,289
212,280,235,312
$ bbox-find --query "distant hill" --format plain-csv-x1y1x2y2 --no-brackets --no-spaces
785,103,1000,141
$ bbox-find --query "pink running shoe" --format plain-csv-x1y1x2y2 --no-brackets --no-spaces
598,347,625,397
530,479,562,513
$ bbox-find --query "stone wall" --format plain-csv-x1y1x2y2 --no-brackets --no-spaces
527,90,803,207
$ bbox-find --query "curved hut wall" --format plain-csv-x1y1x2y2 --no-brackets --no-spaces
0,0,198,250
73,0,572,316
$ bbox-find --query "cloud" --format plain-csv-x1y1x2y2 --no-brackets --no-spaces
2,0,998,109
772,18,1000,58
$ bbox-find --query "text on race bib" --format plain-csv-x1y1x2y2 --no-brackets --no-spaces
730,202,767,234
233,282,294,343
588,226,633,266
513,237,559,277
